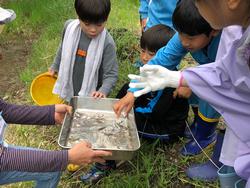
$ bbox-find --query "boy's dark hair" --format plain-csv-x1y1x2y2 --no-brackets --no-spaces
75,0,111,24
172,0,213,36
140,24,175,52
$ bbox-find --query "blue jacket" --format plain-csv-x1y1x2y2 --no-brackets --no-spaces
148,32,222,69
139,0,177,29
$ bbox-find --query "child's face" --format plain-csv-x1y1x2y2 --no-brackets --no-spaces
80,20,106,38
179,32,213,52
194,0,250,29
140,48,156,65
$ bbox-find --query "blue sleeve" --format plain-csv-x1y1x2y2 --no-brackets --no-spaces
139,0,149,19
148,33,188,70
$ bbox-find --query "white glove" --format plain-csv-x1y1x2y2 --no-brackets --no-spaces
128,65,181,97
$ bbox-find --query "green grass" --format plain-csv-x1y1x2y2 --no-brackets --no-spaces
2,0,219,187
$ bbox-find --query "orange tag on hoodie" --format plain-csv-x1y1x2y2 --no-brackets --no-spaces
77,49,87,57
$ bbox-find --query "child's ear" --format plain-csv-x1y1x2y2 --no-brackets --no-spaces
210,30,221,37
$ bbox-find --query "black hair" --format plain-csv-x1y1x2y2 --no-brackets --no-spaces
140,24,175,53
75,0,111,24
172,0,213,36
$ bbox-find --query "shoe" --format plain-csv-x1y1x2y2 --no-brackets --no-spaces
181,115,218,156
186,161,219,181
80,161,116,184
185,131,224,181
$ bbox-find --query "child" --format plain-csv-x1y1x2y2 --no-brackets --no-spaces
49,0,118,102
116,24,189,142
129,0,250,186
81,24,189,184
139,0,177,31
117,0,222,158
0,7,112,187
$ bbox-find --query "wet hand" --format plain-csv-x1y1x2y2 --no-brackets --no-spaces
68,141,112,165
48,68,57,77
54,104,72,124
173,87,192,99
113,92,135,118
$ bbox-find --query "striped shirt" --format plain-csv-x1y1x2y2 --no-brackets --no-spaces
0,99,68,172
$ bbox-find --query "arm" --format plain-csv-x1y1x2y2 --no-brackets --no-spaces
147,33,187,70
0,99,55,125
98,37,118,96
49,42,62,74
139,0,149,20
139,0,149,30
0,147,68,172
0,141,112,172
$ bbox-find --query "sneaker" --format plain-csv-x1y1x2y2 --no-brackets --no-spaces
80,161,116,184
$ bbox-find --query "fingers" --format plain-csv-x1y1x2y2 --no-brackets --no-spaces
55,104,72,114
91,92,98,98
125,103,133,116
173,89,178,99
66,105,73,115
92,157,106,164
140,65,159,72
48,68,57,77
129,82,148,88
116,107,129,118
128,74,145,81
113,103,121,118
133,86,151,97
93,150,112,157
91,92,105,98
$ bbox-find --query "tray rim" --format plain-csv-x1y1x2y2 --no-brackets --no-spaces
57,97,141,151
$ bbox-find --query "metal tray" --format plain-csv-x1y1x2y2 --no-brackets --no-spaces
58,96,140,160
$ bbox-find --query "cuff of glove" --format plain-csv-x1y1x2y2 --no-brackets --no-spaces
178,73,184,88
168,71,182,88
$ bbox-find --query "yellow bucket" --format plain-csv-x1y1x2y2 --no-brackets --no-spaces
30,72,64,105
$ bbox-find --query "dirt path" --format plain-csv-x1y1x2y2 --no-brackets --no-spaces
0,35,34,100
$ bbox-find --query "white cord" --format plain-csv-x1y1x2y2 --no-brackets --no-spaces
185,121,220,169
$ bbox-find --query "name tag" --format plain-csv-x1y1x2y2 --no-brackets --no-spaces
0,112,7,143
77,49,87,57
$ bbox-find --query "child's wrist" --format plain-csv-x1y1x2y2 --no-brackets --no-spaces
178,72,184,88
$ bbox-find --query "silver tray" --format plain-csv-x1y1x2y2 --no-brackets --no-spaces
58,96,140,160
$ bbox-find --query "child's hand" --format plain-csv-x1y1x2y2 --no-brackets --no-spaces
54,104,72,124
113,92,135,118
173,87,192,99
129,65,181,97
68,141,112,165
91,91,106,98
48,68,57,77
